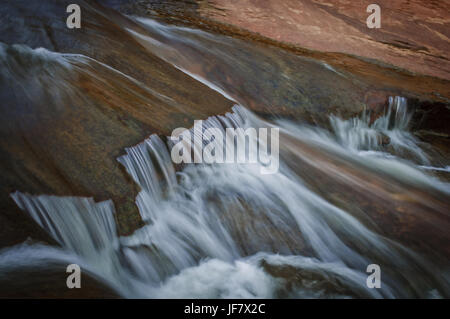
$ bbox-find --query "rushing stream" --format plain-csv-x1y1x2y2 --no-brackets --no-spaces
3,96,450,298
0,13,449,299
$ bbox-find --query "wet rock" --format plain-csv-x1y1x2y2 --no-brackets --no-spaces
378,133,391,146
117,1,450,117
0,0,234,246
364,90,391,124
0,264,119,298
196,0,450,81
410,99,450,135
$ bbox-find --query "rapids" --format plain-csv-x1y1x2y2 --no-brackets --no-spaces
4,97,450,298
0,9,449,298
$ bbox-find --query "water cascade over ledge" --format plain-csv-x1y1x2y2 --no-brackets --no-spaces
4,97,450,298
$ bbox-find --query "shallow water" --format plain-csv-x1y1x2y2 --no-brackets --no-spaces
4,97,450,298
1,10,449,299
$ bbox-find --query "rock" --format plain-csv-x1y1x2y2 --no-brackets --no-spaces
0,0,234,246
378,133,391,146
196,0,450,81
0,264,119,298
117,1,450,108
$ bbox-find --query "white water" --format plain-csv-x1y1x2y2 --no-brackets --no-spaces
330,96,430,164
3,98,450,298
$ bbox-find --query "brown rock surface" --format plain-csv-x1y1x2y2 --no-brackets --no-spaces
1,0,449,252
0,263,119,298
198,0,450,80
0,0,233,247
280,131,450,258
122,1,450,104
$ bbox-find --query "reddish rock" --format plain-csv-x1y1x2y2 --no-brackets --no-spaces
199,0,450,80
365,90,390,112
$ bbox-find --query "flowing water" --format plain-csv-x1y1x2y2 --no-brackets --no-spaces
3,97,450,298
1,15,450,299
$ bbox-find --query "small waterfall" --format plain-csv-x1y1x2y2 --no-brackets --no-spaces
118,135,177,204
10,193,117,258
330,96,429,164
5,100,450,298
8,193,134,295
